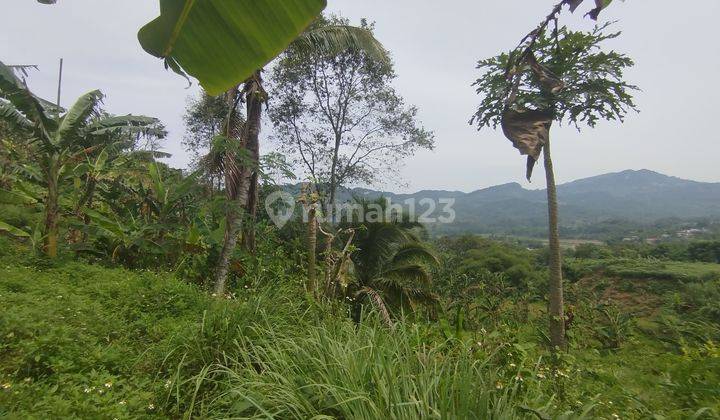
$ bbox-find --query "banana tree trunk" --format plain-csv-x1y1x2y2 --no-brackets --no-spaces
70,177,97,244
543,137,566,350
44,160,60,258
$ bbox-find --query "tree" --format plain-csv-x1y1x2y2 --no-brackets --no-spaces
0,61,164,257
211,21,390,295
269,17,434,215
182,92,233,169
212,85,248,294
340,198,439,325
470,23,638,349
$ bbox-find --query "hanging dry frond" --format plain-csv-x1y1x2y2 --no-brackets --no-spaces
501,108,553,181
357,287,394,329
526,53,564,94
499,52,564,181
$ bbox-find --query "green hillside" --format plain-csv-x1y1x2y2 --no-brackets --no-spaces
1,239,718,418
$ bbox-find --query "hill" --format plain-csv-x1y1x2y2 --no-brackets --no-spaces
331,170,720,237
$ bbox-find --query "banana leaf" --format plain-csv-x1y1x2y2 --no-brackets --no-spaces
0,221,30,238
138,0,327,95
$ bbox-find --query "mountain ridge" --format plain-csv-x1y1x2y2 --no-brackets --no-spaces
326,170,720,236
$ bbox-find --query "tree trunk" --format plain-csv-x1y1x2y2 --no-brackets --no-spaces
44,162,60,258
215,201,242,295
214,86,245,295
242,172,258,252
241,71,263,253
326,131,342,221
214,72,264,295
307,206,318,298
70,177,97,244
543,137,566,350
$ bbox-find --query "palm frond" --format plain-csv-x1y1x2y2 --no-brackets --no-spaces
356,287,394,328
293,25,390,63
124,150,172,162
392,241,440,265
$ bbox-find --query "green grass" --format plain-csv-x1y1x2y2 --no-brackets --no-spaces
566,257,720,283
0,246,558,419
1,242,718,418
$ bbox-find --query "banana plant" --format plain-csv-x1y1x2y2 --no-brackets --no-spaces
0,220,45,253
138,0,328,95
0,61,164,257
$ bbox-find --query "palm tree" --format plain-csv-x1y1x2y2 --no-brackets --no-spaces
340,198,439,325
0,61,164,257
212,23,389,295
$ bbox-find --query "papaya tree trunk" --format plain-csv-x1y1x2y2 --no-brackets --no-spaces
307,206,317,297
543,137,565,350
44,160,60,258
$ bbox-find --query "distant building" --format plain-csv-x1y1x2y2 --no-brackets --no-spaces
677,228,708,238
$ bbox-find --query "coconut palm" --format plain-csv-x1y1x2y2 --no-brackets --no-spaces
0,61,164,257
339,198,439,325
212,23,389,294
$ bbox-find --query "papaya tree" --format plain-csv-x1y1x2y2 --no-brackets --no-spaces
0,61,164,257
470,23,638,349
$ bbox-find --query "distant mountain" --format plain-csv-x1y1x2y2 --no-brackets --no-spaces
328,170,720,237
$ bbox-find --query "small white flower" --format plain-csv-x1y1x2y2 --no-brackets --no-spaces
509,363,516,368
104,382,113,388
84,387,91,393
2,383,11,390
119,400,126,406
164,379,172,389
148,403,155,410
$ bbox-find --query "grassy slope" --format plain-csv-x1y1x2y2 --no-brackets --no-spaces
0,252,210,418
1,243,719,418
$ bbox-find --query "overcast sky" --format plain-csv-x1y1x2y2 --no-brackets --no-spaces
2,0,719,192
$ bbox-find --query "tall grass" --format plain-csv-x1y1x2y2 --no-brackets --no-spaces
164,305,577,419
